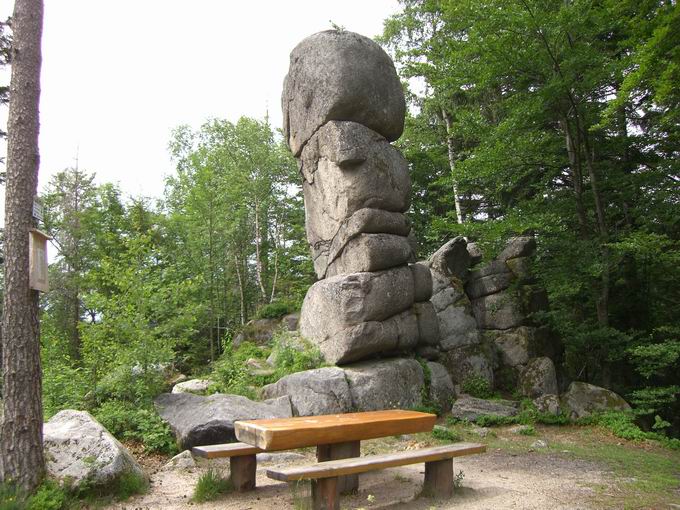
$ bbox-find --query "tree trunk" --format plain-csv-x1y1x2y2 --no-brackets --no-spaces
233,253,246,326
253,202,267,301
442,109,464,224
1,0,45,491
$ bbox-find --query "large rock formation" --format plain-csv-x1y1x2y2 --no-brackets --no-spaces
286,30,440,367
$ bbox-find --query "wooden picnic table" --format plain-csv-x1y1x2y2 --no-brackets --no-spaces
234,409,436,493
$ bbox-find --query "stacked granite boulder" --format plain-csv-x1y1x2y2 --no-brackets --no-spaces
422,235,562,399
261,30,452,416
284,30,439,366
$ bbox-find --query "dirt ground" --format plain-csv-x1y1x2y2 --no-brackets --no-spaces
110,430,617,510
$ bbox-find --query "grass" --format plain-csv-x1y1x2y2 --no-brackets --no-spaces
192,469,233,503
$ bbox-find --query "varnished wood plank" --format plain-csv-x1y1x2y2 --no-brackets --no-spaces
191,442,264,459
267,443,486,482
317,440,360,494
236,410,436,450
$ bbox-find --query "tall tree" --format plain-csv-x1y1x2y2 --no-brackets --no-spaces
1,0,45,491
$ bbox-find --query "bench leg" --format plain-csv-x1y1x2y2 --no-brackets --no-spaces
423,458,453,498
230,454,256,492
311,477,339,510
316,440,359,494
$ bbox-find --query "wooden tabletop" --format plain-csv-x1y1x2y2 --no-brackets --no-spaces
234,409,436,450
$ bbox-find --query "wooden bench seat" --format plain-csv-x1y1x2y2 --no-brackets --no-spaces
191,442,268,491
191,442,265,459
267,442,486,510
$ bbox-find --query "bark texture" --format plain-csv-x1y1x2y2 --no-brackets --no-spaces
1,0,45,491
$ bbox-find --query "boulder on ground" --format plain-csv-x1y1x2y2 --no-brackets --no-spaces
519,357,559,398
43,410,145,488
281,313,300,331
471,290,524,330
428,237,470,281
162,450,196,471
171,378,211,395
262,367,353,416
154,393,292,450
560,382,631,420
282,30,405,156
344,358,425,412
428,362,455,412
450,396,519,422
486,326,535,367
533,394,562,416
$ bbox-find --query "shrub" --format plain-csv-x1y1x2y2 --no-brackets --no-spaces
115,471,148,501
0,483,25,510
460,375,493,399
255,301,296,319
519,425,536,436
94,400,177,454
432,426,460,442
192,469,232,502
25,481,69,510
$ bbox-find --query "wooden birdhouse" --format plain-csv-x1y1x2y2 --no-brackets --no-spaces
29,228,50,292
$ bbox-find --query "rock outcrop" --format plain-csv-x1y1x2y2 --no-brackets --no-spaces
286,30,442,368
171,378,211,395
154,393,292,449
450,396,519,422
43,410,145,488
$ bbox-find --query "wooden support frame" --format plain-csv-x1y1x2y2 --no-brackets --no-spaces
230,454,256,492
316,440,360,494
311,477,339,510
423,458,453,498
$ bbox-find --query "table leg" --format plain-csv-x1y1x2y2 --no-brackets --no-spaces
312,477,339,510
423,458,453,498
230,454,256,492
316,440,360,494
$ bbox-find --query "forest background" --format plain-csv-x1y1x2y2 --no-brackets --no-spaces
0,0,678,445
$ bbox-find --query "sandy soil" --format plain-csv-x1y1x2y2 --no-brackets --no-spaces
110,435,610,510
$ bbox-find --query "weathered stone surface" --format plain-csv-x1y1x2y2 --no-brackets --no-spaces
154,393,292,449
497,236,536,262
428,237,470,281
428,362,455,412
318,208,411,279
410,262,433,302
466,242,483,265
465,271,514,300
415,346,440,361
262,367,353,416
438,304,480,351
506,257,532,280
440,344,494,387
533,394,562,416
414,301,440,347
451,396,519,422
468,260,511,281
430,268,464,297
318,308,419,365
283,30,405,156
519,357,558,398
172,379,212,395
301,123,411,277
560,382,631,420
344,358,424,411
300,266,414,340
233,318,281,347
266,332,309,366
486,326,535,367
471,290,524,330
162,450,196,471
281,313,300,331
43,410,145,488
326,233,413,277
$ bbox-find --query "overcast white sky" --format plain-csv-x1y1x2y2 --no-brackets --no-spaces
1,0,400,206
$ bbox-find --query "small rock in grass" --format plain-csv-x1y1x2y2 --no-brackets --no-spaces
471,426,490,438
531,439,548,449
509,425,532,434
163,450,196,470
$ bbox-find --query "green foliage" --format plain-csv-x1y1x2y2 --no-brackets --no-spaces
431,426,460,442
114,471,148,501
577,411,680,450
270,333,324,379
192,470,232,503
25,481,69,510
94,400,177,455
460,375,492,399
518,425,536,436
0,483,24,510
255,300,297,319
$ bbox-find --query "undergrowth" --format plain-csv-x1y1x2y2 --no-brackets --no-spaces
192,469,232,503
